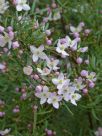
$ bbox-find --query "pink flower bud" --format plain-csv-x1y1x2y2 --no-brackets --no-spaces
84,29,91,35
20,93,27,100
51,2,57,8
71,45,77,51
79,22,85,27
35,85,42,92
80,70,88,77
76,57,83,64
12,41,20,49
21,88,26,93
82,88,88,94
46,130,53,136
34,74,39,80
13,108,20,113
76,37,81,42
89,82,95,88
45,30,51,36
8,31,14,39
12,0,17,5
73,32,80,38
7,26,13,32
15,87,19,92
3,48,8,53
46,39,52,45
43,17,48,23
0,112,5,117
0,26,4,33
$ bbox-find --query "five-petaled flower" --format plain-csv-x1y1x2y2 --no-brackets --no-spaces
30,45,48,62
35,86,50,104
15,0,30,11
47,92,62,109
52,73,70,90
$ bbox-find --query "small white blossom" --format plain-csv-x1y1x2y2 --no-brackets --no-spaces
58,85,76,102
70,93,81,106
70,24,83,33
56,36,70,56
46,58,59,71
86,72,96,82
0,32,13,48
47,92,62,109
35,86,50,104
74,77,85,91
30,45,47,62
23,66,33,75
52,73,70,90
0,128,11,136
65,36,79,48
37,67,51,76
15,0,30,11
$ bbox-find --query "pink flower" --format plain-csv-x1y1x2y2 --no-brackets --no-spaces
80,70,88,77
76,57,83,64
89,82,95,88
12,41,20,49
0,26,4,33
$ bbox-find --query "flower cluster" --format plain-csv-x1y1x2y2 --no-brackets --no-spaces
70,22,91,38
27,34,97,109
0,25,19,51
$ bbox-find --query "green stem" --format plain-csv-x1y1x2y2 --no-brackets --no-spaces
33,109,37,136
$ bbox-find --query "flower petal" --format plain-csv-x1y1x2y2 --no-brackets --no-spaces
22,4,30,11
16,5,23,11
32,54,38,62
53,102,59,109
40,98,46,104
52,79,59,85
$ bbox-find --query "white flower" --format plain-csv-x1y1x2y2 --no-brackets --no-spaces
65,36,79,48
70,93,81,106
37,67,51,76
0,32,12,48
47,92,62,109
35,86,50,104
52,73,70,90
74,77,85,91
70,24,83,33
15,0,30,11
0,0,9,14
23,66,33,75
46,58,59,71
59,85,76,102
30,45,47,62
56,36,79,56
56,36,70,56
0,128,11,136
86,72,96,82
